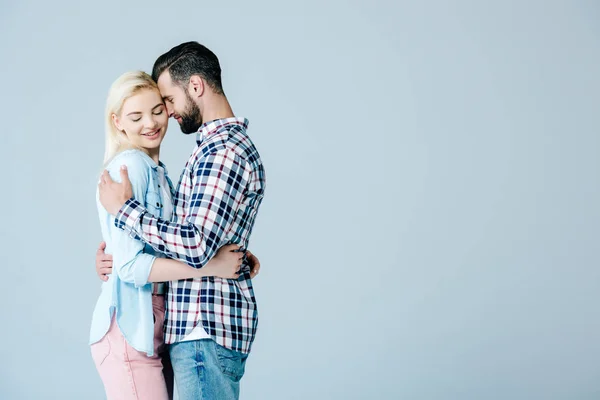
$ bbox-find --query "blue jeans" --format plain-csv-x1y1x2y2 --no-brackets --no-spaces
169,339,248,400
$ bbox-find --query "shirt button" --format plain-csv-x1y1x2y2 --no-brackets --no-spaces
156,202,160,207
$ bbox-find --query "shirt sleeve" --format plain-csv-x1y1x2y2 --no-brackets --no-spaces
114,148,250,269
106,154,156,287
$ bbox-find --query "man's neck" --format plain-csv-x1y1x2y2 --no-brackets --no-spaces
201,94,235,124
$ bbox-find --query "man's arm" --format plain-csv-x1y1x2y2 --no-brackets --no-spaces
115,148,250,268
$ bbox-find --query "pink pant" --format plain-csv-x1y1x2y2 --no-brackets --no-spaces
91,295,169,400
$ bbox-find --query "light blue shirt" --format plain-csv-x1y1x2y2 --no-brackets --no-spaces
89,149,174,356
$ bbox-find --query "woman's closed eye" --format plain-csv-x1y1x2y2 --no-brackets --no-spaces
130,110,162,121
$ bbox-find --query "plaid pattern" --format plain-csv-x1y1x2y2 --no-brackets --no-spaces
116,117,265,353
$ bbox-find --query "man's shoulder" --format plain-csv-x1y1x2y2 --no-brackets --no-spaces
200,125,258,159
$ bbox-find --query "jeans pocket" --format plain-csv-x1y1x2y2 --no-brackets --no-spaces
214,343,248,382
90,335,111,367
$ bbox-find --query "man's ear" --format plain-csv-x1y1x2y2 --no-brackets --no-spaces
188,75,205,98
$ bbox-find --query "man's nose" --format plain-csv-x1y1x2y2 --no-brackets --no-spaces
166,104,174,117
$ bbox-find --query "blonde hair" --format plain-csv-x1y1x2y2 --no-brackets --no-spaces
103,71,160,165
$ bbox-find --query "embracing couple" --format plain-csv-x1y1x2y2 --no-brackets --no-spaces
89,41,266,400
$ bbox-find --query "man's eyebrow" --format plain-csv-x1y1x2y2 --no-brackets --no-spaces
162,95,172,101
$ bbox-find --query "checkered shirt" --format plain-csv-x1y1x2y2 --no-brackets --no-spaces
115,117,265,354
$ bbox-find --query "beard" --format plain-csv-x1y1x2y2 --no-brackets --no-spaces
179,92,203,134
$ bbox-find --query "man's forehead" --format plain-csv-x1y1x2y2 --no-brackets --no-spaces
157,72,177,96
157,71,172,85
158,87,170,97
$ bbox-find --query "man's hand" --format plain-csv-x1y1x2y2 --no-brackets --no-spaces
247,250,261,279
98,165,133,215
96,241,113,281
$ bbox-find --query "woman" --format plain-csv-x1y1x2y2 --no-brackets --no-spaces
89,71,251,400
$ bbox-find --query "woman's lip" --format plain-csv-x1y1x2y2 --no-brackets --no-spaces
142,128,160,136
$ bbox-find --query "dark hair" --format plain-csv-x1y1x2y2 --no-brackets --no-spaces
152,41,224,94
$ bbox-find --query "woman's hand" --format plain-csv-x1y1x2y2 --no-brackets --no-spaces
205,244,243,279
247,250,261,279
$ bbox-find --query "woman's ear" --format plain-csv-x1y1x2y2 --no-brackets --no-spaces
112,113,124,133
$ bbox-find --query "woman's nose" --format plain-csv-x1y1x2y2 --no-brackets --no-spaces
145,115,159,128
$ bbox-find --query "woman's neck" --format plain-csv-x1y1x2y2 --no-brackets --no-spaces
147,148,160,165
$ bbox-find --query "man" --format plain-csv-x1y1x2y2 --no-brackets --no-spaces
95,41,266,400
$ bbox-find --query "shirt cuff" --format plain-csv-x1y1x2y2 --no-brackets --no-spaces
133,254,156,288
115,198,145,231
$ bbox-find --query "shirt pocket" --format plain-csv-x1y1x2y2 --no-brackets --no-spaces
145,189,163,218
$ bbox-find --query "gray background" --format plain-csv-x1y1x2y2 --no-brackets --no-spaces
1,0,599,399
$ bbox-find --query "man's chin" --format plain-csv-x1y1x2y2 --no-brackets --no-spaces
179,121,202,134
180,126,197,134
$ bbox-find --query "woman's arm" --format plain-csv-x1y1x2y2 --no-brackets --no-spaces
103,154,156,287
148,244,244,282
95,246,263,282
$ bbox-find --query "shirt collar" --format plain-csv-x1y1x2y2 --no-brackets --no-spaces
153,160,168,175
196,117,249,145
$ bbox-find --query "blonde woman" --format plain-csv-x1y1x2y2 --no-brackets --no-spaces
89,71,247,400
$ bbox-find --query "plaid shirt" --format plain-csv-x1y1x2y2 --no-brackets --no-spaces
115,117,265,354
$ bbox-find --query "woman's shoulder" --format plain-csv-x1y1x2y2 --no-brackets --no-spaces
106,149,153,173
104,150,154,184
